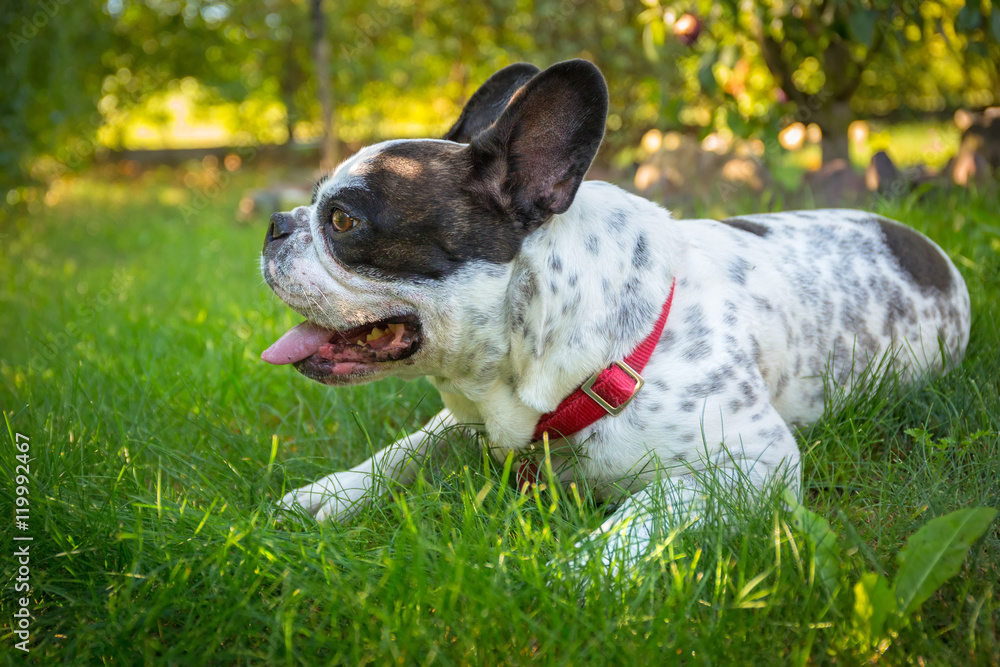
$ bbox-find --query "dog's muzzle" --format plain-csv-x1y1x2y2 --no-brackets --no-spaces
263,208,309,254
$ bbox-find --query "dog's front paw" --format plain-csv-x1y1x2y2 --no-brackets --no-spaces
277,471,371,523
559,517,650,579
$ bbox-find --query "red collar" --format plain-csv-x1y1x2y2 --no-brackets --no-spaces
531,277,677,442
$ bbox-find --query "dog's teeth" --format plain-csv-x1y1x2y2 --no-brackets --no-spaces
366,327,384,342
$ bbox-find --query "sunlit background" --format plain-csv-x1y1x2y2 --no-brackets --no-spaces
2,0,998,219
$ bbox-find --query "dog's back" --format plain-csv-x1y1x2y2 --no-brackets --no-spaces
675,209,970,425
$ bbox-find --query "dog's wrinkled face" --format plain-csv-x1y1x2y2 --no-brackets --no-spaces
260,60,609,385
259,139,517,385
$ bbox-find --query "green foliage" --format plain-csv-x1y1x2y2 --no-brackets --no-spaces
786,489,997,651
1,0,116,190
853,572,895,646
638,0,1000,157
3,0,675,196
895,507,998,617
784,488,843,596
4,0,998,204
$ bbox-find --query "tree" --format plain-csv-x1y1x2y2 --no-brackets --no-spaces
1,0,117,195
639,0,1000,163
310,0,337,168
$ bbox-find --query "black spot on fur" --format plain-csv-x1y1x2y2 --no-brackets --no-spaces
729,259,748,286
874,218,951,291
723,303,738,327
752,296,774,313
524,331,538,354
508,269,537,328
627,412,648,432
608,209,628,231
602,278,613,297
759,426,785,442
883,286,912,336
585,235,601,256
659,329,677,353
680,306,712,360
550,255,563,273
774,373,789,399
562,291,582,316
684,305,710,334
470,310,490,328
632,233,650,269
683,340,711,361
684,368,730,398
720,217,771,237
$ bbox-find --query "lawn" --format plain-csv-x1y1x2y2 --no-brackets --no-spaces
1,169,998,664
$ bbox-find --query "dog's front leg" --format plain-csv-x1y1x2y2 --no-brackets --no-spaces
278,408,458,523
573,415,801,576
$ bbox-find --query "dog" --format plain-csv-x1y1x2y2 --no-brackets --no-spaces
260,60,971,569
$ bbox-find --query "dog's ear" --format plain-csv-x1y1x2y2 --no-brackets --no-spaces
467,59,608,229
443,63,541,144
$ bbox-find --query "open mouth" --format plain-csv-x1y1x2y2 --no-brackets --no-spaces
261,315,421,383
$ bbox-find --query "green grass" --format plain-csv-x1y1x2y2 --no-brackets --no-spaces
851,121,962,171
1,170,999,664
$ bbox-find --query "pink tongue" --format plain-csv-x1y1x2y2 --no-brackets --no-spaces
261,322,335,365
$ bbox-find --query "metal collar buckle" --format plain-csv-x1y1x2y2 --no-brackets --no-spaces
580,361,644,416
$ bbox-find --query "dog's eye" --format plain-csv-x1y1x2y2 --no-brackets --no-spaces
331,209,359,232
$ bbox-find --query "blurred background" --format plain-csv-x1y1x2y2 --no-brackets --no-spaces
3,5,1000,660
1,0,998,223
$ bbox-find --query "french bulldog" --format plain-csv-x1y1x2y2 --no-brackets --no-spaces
260,60,970,568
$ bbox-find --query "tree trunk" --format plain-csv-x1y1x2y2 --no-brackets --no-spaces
311,0,338,169
282,94,296,147
814,100,853,165
280,40,299,147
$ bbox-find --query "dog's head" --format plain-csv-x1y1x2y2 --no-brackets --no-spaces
260,60,609,385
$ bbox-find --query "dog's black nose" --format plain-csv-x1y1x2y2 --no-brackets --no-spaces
267,212,295,241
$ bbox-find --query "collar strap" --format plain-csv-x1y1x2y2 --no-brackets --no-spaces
531,278,677,442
